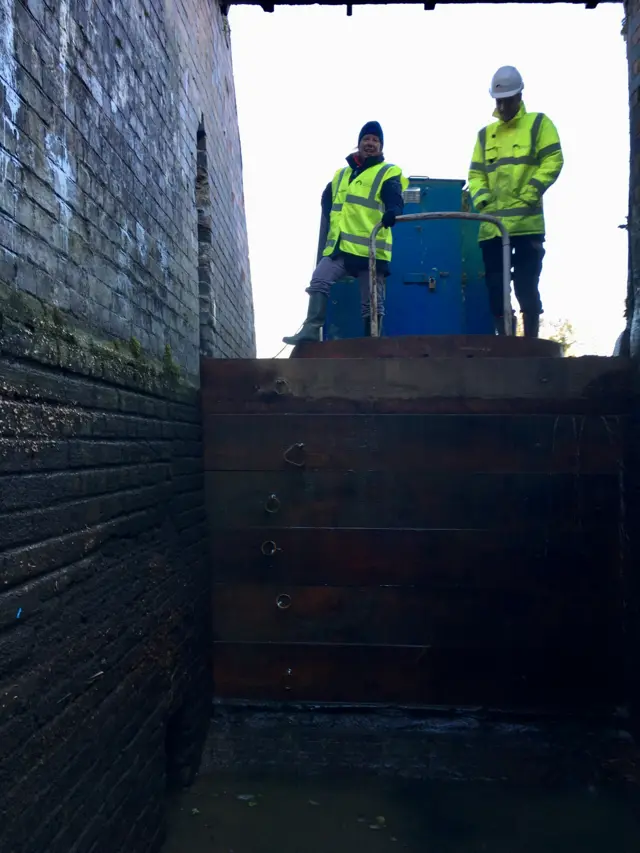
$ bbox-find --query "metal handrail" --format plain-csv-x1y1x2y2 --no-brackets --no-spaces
368,212,512,337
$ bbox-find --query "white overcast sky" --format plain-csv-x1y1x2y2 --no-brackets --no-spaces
228,2,629,357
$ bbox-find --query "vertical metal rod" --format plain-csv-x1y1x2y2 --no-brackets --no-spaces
369,239,379,337
316,213,329,266
501,231,512,335
368,211,512,337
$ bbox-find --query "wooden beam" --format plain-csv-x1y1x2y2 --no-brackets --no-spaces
213,582,616,647
206,470,620,530
213,643,624,709
204,413,624,473
201,357,631,415
210,527,621,589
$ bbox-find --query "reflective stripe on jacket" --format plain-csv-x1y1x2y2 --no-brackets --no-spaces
468,103,564,242
324,162,409,262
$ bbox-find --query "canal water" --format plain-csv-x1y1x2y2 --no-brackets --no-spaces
163,771,639,853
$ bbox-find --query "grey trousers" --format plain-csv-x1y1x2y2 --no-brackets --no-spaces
307,256,385,318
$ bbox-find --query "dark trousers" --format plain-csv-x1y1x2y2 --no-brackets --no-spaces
480,234,546,318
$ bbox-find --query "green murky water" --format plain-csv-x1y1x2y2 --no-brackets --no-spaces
163,771,639,853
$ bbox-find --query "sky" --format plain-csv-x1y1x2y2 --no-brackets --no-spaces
228,2,629,358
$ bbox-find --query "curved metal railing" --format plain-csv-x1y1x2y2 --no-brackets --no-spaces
368,212,513,337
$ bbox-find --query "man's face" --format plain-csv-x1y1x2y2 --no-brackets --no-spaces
496,94,522,122
359,134,382,158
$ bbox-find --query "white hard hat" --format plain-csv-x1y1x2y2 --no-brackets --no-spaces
489,66,524,99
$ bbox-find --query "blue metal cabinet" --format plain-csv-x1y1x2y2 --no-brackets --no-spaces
461,213,495,334
385,178,464,336
323,176,494,339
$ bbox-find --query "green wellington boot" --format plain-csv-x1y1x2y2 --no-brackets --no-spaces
282,292,328,346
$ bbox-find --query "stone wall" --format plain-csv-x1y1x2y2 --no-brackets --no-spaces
0,0,255,373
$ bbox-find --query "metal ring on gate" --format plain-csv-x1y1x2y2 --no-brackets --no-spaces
261,540,278,557
283,442,305,468
264,494,281,514
276,593,292,610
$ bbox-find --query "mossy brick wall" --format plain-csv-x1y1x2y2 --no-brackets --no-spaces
0,0,256,847
0,0,255,372
0,284,211,853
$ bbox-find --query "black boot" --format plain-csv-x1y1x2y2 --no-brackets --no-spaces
282,292,328,345
523,313,540,338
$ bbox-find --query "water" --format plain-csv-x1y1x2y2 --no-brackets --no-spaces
163,771,639,852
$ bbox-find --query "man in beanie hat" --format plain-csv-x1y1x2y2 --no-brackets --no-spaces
283,121,408,345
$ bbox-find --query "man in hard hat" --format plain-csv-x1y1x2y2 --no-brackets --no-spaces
283,121,408,345
468,66,564,338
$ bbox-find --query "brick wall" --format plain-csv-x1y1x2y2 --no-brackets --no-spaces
627,0,640,357
0,0,256,849
0,284,211,853
626,0,640,730
0,0,255,372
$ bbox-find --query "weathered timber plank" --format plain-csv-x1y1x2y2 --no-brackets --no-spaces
212,643,623,709
201,357,631,415
212,583,618,648
207,471,620,530
210,527,621,589
204,414,623,473
288,334,563,359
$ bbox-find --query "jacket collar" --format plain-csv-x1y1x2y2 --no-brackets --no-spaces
492,102,527,125
346,152,385,170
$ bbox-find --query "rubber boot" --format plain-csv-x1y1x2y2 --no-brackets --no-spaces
523,313,540,338
282,292,328,346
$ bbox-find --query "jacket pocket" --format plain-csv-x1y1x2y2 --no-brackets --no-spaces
485,145,499,166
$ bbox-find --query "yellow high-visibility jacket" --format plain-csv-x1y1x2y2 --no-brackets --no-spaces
324,162,409,262
468,103,563,242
